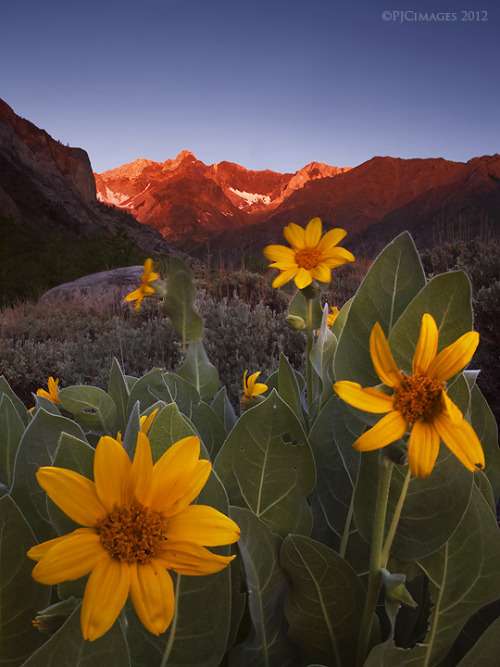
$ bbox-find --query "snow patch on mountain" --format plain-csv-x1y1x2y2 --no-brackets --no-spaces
229,187,271,207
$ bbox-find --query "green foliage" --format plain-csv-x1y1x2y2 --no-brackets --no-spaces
0,231,499,666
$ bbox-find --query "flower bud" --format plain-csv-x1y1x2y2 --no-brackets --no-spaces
285,315,306,331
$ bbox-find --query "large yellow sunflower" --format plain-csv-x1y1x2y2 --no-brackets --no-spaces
27,434,240,641
124,258,160,310
334,313,485,478
263,217,354,289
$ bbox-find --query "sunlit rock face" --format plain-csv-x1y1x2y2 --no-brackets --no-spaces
0,98,171,254
95,148,500,261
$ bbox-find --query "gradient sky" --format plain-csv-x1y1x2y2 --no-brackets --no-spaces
1,0,498,174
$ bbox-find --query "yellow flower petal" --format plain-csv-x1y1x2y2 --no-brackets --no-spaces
304,217,323,246
310,263,332,283
317,227,347,252
322,247,355,268
157,541,236,576
272,268,299,288
370,322,403,388
128,432,154,505
412,314,438,376
129,561,175,635
162,460,212,517
165,505,241,547
407,421,440,478
140,408,159,435
94,436,132,512
27,527,94,561
124,287,143,302
150,436,201,512
283,223,306,249
294,267,314,289
354,411,408,451
262,245,297,265
427,331,480,382
36,467,105,526
31,530,104,585
81,556,131,641
433,411,485,472
442,391,464,427
333,381,394,413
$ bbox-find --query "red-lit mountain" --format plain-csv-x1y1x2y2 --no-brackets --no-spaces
95,151,500,259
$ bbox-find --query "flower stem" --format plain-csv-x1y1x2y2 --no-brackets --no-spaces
306,297,313,413
381,467,411,568
160,574,181,667
356,455,394,667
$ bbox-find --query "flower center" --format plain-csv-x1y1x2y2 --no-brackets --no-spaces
295,247,322,270
97,504,167,564
393,373,444,424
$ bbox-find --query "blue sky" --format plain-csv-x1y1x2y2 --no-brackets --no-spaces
1,0,498,173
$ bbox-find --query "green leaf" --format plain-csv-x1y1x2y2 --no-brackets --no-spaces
288,291,323,329
211,386,237,434
215,390,315,537
10,409,85,542
457,617,500,665
469,384,500,500
334,232,425,384
148,403,199,462
58,385,117,435
0,495,51,665
127,370,201,416
191,402,227,461
0,375,30,425
177,339,219,401
107,358,130,435
277,354,303,421
228,507,300,667
163,257,203,346
22,605,131,666
388,270,474,374
309,306,337,412
281,534,366,667
0,394,25,488
354,448,473,562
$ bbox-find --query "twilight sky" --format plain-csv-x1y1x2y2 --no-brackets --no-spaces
1,0,498,174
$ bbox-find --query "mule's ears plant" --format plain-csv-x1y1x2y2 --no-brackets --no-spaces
1,231,499,666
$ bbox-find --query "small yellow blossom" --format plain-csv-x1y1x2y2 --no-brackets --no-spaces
125,259,160,310
28,433,240,641
316,306,340,334
241,370,268,409
36,377,60,404
263,217,354,289
334,314,485,478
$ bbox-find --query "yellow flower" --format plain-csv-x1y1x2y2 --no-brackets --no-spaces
334,314,485,478
27,434,240,641
263,217,354,289
36,377,60,404
316,306,340,334
241,370,268,409
116,409,158,444
125,259,160,310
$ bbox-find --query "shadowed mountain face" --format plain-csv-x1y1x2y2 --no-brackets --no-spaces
95,150,500,261
0,98,170,254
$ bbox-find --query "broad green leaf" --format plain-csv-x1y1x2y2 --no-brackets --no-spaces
309,305,337,412
58,386,117,435
107,357,130,435
126,370,201,416
469,384,500,499
0,375,30,425
0,394,25,488
191,402,227,461
334,232,425,384
228,507,300,667
277,354,303,421
126,473,233,667
31,395,61,416
163,257,203,347
308,396,364,555
353,447,473,562
177,339,219,401
22,605,130,666
367,483,500,666
281,534,366,667
148,403,199,462
215,390,315,537
0,495,51,665
388,270,474,374
457,617,500,665
288,291,323,329
10,409,85,542
121,400,141,456
211,386,237,434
